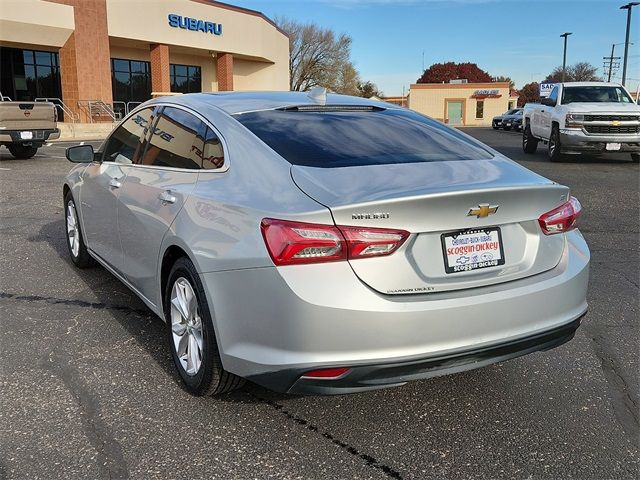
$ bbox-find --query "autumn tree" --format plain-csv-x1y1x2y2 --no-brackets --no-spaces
517,82,540,107
417,62,493,84
544,62,601,82
493,75,515,89
276,17,358,93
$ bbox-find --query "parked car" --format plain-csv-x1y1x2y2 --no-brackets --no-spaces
492,108,521,129
0,93,59,159
522,82,640,162
504,109,523,131
63,91,590,396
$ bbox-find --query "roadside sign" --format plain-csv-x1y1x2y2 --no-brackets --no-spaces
539,83,557,98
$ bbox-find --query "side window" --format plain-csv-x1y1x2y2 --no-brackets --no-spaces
201,127,225,169
139,106,205,169
102,107,154,164
549,87,559,104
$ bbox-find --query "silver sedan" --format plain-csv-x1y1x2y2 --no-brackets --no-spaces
63,91,589,396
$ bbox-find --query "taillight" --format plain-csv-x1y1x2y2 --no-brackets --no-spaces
538,196,582,235
260,218,409,266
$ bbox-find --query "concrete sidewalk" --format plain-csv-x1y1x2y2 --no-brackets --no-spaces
55,122,115,141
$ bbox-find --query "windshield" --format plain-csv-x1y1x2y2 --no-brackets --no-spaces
234,107,493,168
562,86,633,104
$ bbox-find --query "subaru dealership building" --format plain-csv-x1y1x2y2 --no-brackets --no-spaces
0,0,289,121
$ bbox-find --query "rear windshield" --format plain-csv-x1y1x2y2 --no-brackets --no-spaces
233,107,493,168
562,86,633,104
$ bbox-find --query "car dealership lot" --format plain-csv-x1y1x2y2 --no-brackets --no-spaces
0,132,637,479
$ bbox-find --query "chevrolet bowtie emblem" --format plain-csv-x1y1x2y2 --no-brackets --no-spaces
612,120,621,126
468,203,499,218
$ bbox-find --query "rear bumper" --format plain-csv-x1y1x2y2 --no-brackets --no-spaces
258,316,583,394
0,128,59,144
202,230,589,395
560,129,640,153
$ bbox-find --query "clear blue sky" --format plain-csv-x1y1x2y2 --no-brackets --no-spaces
233,0,640,96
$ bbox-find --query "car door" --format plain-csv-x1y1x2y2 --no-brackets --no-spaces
539,86,558,139
80,107,154,273
116,106,205,308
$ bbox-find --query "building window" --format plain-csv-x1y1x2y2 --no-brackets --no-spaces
0,47,61,102
475,100,484,119
170,64,201,94
111,58,151,108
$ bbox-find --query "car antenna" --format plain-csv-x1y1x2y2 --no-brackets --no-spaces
307,87,327,105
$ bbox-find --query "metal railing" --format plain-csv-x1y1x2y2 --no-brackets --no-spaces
78,100,121,123
35,97,79,123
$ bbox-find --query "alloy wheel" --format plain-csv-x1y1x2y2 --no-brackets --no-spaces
170,277,204,376
66,200,80,258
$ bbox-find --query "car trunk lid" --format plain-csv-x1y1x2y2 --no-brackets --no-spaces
291,157,569,294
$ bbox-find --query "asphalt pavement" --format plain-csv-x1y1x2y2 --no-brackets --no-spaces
0,131,638,479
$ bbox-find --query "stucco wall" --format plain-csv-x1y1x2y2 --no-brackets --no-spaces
408,83,511,126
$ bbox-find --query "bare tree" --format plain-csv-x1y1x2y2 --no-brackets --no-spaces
276,17,357,93
545,62,601,83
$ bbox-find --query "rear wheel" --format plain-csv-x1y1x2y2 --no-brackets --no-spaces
165,257,244,396
522,125,538,154
548,125,563,162
64,191,95,268
8,144,37,159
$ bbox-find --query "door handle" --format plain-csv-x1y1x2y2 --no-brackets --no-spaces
159,190,176,204
109,178,122,189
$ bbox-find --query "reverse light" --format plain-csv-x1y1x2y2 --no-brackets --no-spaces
260,218,409,266
538,196,582,235
565,113,584,129
301,367,351,379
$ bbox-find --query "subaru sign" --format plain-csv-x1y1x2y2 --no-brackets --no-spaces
168,14,223,36
539,83,557,98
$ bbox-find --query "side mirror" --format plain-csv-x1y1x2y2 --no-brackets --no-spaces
541,97,556,107
66,144,94,163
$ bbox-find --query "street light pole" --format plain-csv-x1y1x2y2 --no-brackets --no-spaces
620,2,639,86
560,32,572,82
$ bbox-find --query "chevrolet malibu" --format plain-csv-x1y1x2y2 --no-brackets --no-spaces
63,91,589,396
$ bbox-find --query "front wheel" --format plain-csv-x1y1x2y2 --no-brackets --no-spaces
548,125,563,162
522,125,538,154
8,144,37,159
165,257,244,396
64,191,95,268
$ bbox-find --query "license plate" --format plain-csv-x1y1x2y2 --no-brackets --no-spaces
606,143,621,151
20,131,33,140
441,228,505,274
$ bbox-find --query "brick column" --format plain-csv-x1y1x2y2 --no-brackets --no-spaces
216,53,234,91
53,0,112,122
150,43,171,94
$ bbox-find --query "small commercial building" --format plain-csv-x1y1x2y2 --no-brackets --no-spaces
408,82,518,126
0,0,289,121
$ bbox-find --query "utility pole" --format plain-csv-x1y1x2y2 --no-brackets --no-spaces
560,32,572,82
603,44,622,82
620,2,639,86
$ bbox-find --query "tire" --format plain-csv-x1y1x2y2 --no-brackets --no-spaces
8,144,37,159
631,153,639,163
64,191,95,268
548,125,563,162
522,124,538,154
165,257,244,396
492,124,499,130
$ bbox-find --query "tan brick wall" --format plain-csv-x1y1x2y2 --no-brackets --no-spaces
150,43,171,93
216,53,233,91
51,0,112,122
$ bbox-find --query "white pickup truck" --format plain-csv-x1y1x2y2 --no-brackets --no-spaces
522,82,640,162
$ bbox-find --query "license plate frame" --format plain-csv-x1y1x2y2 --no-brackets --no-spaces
441,227,505,274
20,131,33,140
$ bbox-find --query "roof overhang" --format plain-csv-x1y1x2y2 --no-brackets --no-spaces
0,0,74,48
